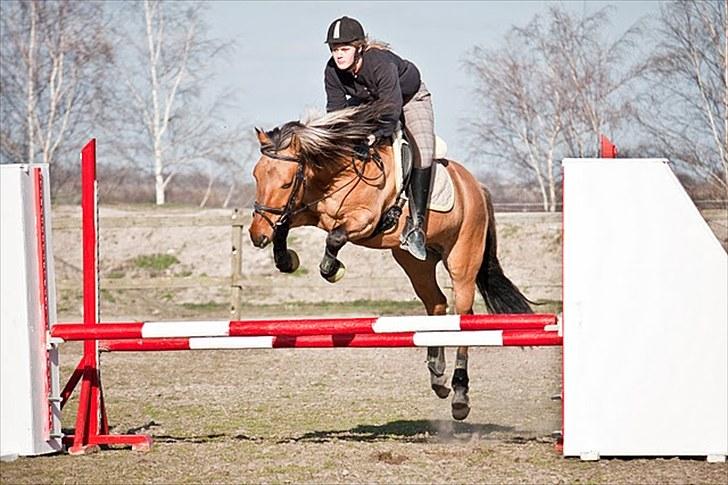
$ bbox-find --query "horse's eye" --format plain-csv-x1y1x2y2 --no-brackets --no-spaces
281,181,293,189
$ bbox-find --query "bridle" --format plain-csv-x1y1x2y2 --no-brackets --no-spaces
252,147,307,231
252,144,384,235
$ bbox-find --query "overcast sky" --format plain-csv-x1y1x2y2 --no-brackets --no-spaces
207,1,661,163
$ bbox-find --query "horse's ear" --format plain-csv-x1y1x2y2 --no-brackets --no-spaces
255,127,270,146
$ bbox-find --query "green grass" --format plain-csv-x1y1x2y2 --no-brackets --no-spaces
181,301,229,312
132,253,179,271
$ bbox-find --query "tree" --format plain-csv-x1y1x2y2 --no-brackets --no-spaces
0,0,112,192
108,0,244,205
636,0,727,196
464,6,643,210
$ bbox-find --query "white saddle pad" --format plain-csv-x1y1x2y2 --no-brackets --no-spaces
392,129,454,213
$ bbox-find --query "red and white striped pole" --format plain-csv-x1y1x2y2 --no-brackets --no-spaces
52,313,558,341
99,329,562,352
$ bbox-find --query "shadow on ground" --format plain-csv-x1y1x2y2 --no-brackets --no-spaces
285,419,516,443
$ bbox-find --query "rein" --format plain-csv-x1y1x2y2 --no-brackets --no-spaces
253,146,384,233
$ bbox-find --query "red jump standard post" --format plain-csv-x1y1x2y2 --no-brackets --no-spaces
61,139,152,454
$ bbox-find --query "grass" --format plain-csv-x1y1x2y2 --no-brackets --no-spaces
132,253,179,271
182,301,229,312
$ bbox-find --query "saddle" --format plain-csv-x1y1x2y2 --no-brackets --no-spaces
372,125,454,236
391,126,454,213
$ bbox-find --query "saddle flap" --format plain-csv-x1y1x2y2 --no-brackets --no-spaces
392,127,454,213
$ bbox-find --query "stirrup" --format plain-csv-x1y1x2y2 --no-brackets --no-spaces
401,224,427,260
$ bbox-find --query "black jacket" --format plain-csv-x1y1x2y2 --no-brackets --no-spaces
324,48,421,140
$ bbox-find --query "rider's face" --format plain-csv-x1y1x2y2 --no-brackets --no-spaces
330,44,357,70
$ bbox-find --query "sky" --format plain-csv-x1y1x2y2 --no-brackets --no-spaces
207,1,661,164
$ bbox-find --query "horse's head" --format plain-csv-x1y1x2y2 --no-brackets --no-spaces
249,126,305,248
249,104,389,249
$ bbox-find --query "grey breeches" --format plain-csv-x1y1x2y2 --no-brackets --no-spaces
402,82,435,169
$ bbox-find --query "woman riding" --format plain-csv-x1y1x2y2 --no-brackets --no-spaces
324,16,435,261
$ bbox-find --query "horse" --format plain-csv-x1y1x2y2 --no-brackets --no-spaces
248,103,532,420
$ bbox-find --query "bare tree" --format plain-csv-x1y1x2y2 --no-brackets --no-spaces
464,6,643,210
637,0,727,195
0,0,112,191
107,0,244,205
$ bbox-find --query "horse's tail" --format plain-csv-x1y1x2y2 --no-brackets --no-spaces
476,186,534,314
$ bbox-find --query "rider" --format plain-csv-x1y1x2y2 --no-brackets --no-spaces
324,16,435,261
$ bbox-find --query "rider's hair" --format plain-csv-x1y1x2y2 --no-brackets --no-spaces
349,37,390,52
365,38,391,51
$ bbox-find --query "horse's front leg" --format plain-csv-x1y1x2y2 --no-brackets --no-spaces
272,223,300,273
319,226,348,283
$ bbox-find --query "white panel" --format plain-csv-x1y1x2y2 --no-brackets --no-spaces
1,164,61,458
188,336,274,349
562,159,727,458
374,315,460,333
142,320,230,338
412,330,503,347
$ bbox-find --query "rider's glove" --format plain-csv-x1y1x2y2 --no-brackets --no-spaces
353,141,370,160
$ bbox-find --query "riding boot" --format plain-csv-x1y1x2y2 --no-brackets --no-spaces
400,166,432,261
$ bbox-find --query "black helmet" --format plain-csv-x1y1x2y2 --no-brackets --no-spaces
325,16,365,45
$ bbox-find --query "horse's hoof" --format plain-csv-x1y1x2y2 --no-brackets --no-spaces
285,250,300,272
277,249,299,273
323,261,346,283
430,372,450,399
451,387,470,421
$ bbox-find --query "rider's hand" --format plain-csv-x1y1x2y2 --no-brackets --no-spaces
353,142,370,160
366,134,376,146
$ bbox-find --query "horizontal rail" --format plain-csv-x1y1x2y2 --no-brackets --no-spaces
99,329,563,351
52,314,558,340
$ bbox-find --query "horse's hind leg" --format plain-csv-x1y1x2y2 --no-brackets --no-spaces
446,242,483,421
451,347,470,420
391,248,450,399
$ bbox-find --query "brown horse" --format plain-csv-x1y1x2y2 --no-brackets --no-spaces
249,103,532,420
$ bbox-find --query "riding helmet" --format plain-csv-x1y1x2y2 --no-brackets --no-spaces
325,16,365,45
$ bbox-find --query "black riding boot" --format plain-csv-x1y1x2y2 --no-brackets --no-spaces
401,166,432,261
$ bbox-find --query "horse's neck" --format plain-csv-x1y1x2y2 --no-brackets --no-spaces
307,148,396,216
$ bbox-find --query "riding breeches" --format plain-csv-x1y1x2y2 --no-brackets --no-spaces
402,82,435,169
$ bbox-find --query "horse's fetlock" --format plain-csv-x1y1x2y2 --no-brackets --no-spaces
452,368,469,390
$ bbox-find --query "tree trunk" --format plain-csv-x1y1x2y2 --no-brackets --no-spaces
26,0,37,164
222,181,235,208
199,175,214,208
154,147,164,205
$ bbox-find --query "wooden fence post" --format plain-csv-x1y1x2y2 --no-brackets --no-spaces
230,208,244,319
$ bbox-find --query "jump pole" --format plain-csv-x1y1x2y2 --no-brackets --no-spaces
98,329,562,352
51,313,558,340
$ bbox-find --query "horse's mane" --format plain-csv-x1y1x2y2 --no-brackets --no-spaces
263,102,391,168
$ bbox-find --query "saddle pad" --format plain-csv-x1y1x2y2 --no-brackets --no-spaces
393,140,454,213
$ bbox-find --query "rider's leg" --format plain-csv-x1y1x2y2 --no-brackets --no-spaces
401,83,435,261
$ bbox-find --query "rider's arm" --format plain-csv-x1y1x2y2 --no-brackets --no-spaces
324,62,348,112
370,60,403,141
